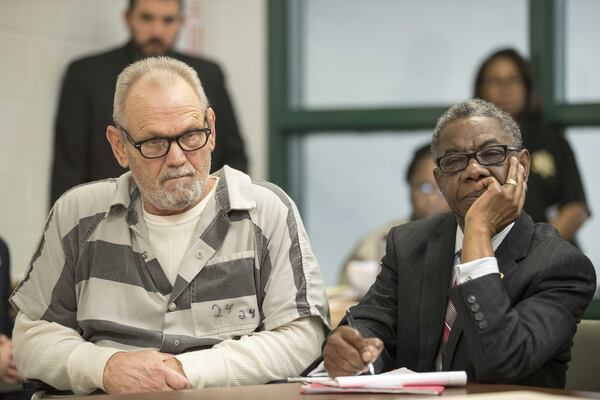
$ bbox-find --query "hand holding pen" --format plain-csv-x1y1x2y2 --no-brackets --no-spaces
322,307,384,378
345,309,375,375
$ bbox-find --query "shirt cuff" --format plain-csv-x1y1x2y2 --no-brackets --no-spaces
455,256,499,285
176,348,228,388
67,342,122,394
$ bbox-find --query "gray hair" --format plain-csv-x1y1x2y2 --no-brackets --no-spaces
113,56,209,126
431,98,522,158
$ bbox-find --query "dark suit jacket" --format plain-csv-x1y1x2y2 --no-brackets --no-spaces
351,212,596,388
50,41,248,205
0,238,13,336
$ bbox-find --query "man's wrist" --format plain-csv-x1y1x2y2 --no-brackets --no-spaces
68,343,122,394
104,351,126,368
464,217,494,238
461,222,495,263
176,348,228,388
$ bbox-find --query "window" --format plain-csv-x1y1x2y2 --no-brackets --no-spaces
269,0,600,316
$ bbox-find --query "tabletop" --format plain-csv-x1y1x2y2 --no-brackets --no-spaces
65,382,600,400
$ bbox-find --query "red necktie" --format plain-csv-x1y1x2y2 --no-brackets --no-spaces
442,252,460,355
442,283,457,354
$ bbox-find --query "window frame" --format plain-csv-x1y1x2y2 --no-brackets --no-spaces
267,0,600,318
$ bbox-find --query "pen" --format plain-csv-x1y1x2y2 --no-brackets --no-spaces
345,308,375,375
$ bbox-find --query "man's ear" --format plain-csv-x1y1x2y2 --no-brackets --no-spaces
106,125,130,168
206,107,216,152
519,149,531,183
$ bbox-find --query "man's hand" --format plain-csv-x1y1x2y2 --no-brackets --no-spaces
466,156,526,235
103,350,189,394
163,356,186,376
323,326,383,378
462,157,526,262
0,335,21,384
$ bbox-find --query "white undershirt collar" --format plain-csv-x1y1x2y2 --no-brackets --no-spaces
455,220,515,255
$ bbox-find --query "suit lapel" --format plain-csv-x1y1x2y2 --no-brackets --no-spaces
417,214,457,371
495,213,533,277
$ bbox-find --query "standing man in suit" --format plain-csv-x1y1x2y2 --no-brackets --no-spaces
322,99,596,387
51,0,247,204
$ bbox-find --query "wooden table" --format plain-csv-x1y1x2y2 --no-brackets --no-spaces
66,382,600,399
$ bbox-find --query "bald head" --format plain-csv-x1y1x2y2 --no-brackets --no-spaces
113,56,209,128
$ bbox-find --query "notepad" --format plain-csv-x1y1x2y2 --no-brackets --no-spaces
300,383,446,395
294,370,467,395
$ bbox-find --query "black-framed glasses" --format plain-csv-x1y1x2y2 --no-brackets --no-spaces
116,124,211,159
435,144,521,174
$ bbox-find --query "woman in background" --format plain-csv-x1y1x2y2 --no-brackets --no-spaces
474,48,590,241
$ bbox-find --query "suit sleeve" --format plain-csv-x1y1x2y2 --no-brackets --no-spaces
349,227,401,372
449,239,596,382
50,63,89,205
209,65,248,173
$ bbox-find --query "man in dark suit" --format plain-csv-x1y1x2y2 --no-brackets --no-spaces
50,0,247,205
322,99,596,388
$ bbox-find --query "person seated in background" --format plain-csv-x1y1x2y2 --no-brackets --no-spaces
0,238,20,385
11,57,329,395
322,99,595,388
339,143,449,298
50,0,248,205
474,48,589,242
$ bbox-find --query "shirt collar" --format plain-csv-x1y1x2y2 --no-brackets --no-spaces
455,221,515,255
106,172,138,213
213,165,256,212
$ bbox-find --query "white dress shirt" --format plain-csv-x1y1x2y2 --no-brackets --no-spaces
452,222,515,284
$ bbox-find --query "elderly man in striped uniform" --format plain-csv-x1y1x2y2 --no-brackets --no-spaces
11,57,329,395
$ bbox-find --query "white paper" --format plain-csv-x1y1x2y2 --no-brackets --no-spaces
334,370,467,388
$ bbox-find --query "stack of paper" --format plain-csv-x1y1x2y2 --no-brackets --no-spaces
300,383,445,395
295,370,467,395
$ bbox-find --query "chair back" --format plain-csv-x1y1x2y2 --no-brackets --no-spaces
566,319,600,391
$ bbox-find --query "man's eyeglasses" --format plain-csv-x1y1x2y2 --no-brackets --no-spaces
435,144,521,174
116,124,211,159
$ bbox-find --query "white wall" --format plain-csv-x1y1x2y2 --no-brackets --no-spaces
0,0,267,280
301,0,527,109
198,1,267,181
